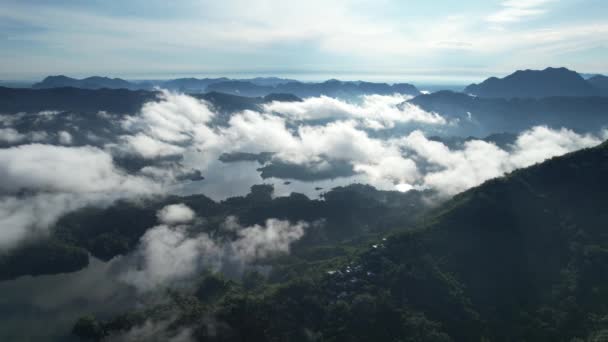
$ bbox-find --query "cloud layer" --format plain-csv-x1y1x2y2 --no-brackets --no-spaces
0,144,159,249
0,90,605,251
114,91,604,197
120,205,307,291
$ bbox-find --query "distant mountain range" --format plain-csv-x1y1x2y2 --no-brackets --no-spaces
409,90,608,135
32,75,134,90
27,68,608,100
0,86,301,115
30,75,420,98
588,74,608,92
465,67,607,98
206,79,420,97
3,85,608,138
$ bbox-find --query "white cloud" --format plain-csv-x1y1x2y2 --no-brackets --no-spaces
401,126,603,196
0,113,26,126
231,218,307,260
263,94,446,129
117,93,369,188
353,155,419,186
121,90,215,143
0,193,84,250
118,133,185,159
0,128,50,144
0,128,26,143
157,204,196,225
2,92,604,251
29,131,49,142
509,126,600,168
403,133,511,195
58,131,73,145
219,110,298,154
0,144,160,250
115,92,605,198
121,217,307,291
215,112,422,186
107,319,194,342
0,144,155,194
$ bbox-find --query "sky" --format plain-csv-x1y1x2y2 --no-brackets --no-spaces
0,0,607,82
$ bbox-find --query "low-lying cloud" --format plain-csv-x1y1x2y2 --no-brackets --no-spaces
157,203,196,225
0,144,154,194
263,94,446,128
105,91,608,198
403,126,603,195
120,205,308,292
0,144,160,250
1,90,605,251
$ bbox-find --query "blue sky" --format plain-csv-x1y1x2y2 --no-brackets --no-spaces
0,0,607,82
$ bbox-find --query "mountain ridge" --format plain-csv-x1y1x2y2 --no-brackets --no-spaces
28,75,421,98
464,67,604,98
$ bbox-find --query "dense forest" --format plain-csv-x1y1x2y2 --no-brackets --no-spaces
67,141,608,341
0,184,433,281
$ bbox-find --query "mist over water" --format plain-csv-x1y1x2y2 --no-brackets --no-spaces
0,258,135,341
171,158,379,201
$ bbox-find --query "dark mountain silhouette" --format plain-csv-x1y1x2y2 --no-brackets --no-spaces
0,87,302,115
241,77,298,86
160,77,229,92
32,75,136,90
197,91,302,119
163,77,296,92
0,80,32,88
277,79,420,98
579,73,603,80
262,93,302,102
28,75,417,98
588,74,608,93
409,90,608,135
465,67,601,98
206,80,275,97
203,79,420,98
0,86,156,113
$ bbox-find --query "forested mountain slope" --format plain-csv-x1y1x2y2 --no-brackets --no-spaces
73,141,608,341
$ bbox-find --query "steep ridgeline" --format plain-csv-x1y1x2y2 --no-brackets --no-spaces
409,90,608,135
363,140,608,341
465,67,603,98
74,141,608,341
